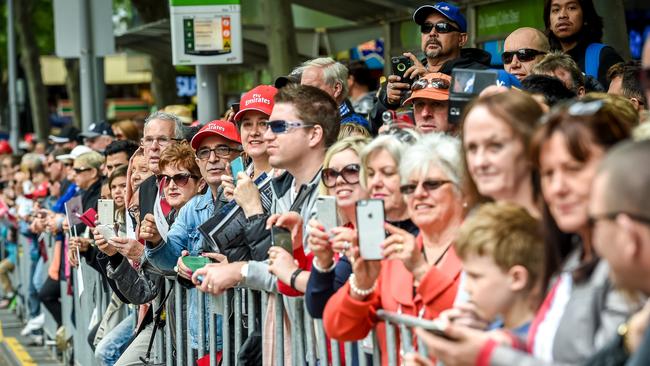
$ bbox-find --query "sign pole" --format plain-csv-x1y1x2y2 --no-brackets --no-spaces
7,0,19,151
196,65,221,125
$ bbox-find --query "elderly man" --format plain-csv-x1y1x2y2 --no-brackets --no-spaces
585,140,650,365
300,57,370,130
502,27,549,81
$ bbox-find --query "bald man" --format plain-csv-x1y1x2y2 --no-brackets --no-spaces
502,27,550,81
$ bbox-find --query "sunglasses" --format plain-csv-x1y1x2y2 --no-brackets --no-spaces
420,22,460,34
501,49,547,64
157,173,199,188
321,164,361,188
411,77,450,91
267,120,313,134
73,167,92,174
400,179,451,195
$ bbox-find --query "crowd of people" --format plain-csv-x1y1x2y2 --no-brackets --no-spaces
0,0,650,365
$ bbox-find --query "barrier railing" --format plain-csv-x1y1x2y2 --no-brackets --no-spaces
9,232,437,366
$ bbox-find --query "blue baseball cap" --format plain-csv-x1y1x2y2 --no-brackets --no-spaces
413,2,467,33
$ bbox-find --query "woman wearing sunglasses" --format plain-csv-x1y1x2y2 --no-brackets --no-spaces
323,133,466,365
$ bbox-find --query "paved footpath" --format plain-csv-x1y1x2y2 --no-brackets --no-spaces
0,308,62,366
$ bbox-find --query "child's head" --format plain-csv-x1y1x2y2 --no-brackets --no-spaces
456,202,544,323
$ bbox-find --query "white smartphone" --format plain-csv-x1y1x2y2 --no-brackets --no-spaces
96,224,117,241
316,195,338,234
356,199,385,260
97,199,114,226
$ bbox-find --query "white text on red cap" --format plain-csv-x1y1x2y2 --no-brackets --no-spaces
245,94,271,107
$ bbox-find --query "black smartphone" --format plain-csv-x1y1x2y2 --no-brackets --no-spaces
391,56,415,85
271,226,293,255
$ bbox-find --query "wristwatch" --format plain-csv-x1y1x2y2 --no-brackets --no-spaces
240,263,249,282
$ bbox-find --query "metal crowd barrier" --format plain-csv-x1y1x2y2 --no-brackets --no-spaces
8,230,436,366
146,280,435,366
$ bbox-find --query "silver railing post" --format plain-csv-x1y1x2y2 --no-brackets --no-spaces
198,290,206,359
223,290,231,366
274,294,285,366
165,279,174,366
234,288,242,358
175,281,183,366
209,293,217,366
385,320,398,366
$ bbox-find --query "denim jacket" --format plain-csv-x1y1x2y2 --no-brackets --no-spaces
145,189,221,350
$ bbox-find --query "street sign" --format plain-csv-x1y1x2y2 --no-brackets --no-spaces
170,0,243,65
52,0,115,58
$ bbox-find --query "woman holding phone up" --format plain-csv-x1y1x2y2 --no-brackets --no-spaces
323,133,467,365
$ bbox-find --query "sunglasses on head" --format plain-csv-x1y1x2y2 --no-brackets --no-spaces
157,173,199,188
420,22,460,34
501,48,546,64
400,179,451,195
411,77,451,91
321,164,361,188
267,120,313,134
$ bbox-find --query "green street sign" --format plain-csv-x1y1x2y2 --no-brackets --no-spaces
477,0,544,39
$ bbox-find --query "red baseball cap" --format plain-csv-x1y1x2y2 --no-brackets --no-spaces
0,140,13,155
190,119,241,150
234,85,278,122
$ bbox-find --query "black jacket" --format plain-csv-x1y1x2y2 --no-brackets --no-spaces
369,48,491,134
138,175,159,220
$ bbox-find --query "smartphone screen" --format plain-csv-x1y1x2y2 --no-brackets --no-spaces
97,199,114,226
316,196,338,235
271,226,293,255
356,199,385,260
230,156,245,185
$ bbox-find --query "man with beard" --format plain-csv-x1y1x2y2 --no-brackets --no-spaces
372,2,490,132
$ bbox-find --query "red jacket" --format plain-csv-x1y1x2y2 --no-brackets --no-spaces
323,234,462,365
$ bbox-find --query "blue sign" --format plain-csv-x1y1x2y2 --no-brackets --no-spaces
177,76,197,97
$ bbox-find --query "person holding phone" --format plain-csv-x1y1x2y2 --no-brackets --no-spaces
323,133,467,365
416,99,639,366
266,137,368,304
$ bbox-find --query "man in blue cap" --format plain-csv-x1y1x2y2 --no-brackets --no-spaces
371,2,491,132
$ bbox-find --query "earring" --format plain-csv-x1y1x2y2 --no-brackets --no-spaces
462,202,468,208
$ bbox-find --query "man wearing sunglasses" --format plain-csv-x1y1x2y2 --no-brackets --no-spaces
585,140,650,366
189,85,340,300
402,72,453,134
502,27,550,81
381,2,490,111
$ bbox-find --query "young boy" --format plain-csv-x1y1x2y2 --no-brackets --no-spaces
455,202,545,337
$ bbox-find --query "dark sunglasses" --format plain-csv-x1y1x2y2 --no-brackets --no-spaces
321,164,361,188
400,179,451,195
501,48,546,64
157,173,199,188
73,167,92,174
411,77,451,91
420,22,460,34
267,120,313,134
